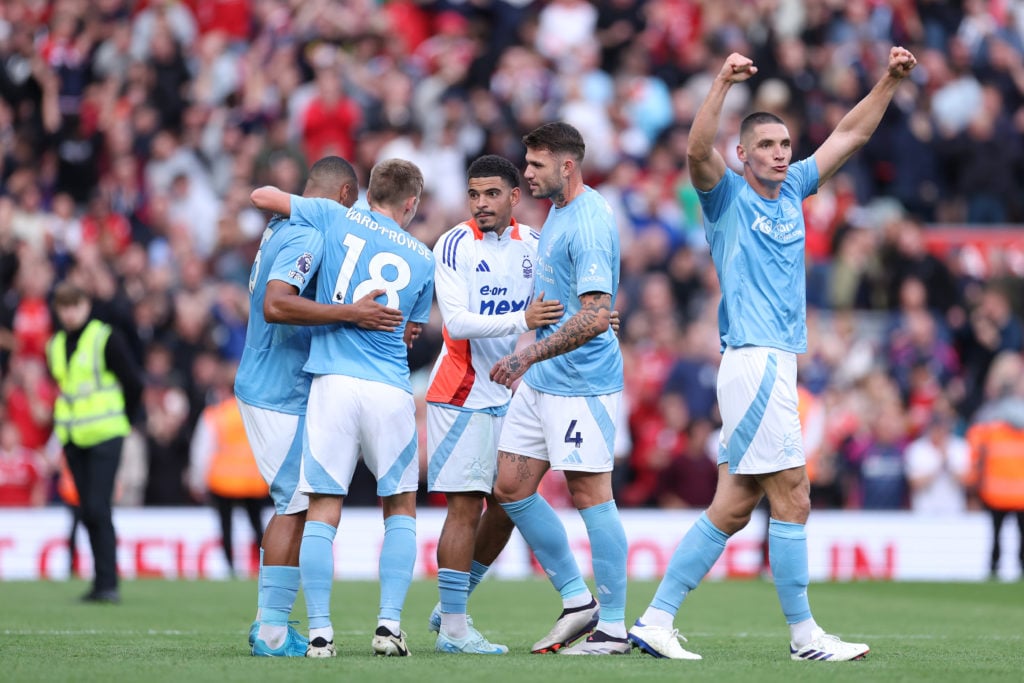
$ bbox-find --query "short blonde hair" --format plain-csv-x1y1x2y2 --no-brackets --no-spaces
367,159,424,210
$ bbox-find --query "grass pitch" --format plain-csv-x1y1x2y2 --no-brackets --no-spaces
1,578,1021,682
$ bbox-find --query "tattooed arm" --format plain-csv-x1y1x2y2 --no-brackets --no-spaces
489,291,612,388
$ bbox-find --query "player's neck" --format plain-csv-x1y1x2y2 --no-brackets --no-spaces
552,175,586,209
744,169,782,200
368,204,405,227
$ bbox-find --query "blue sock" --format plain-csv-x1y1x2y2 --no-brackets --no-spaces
379,515,416,622
256,548,264,619
467,560,489,597
300,521,336,630
502,494,588,599
768,518,813,624
262,565,300,626
579,501,627,623
438,568,470,614
651,512,729,615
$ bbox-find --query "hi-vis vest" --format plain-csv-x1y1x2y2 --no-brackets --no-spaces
47,320,130,447
966,421,1024,510
204,398,269,499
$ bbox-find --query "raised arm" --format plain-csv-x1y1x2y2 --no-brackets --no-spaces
687,53,758,191
250,186,295,216
489,291,610,388
814,46,917,186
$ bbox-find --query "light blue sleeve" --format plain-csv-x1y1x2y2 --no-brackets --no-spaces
570,211,616,296
791,157,820,198
267,228,324,296
697,170,741,225
410,266,434,324
289,196,338,234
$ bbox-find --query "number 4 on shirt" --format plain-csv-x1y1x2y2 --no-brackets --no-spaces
564,419,583,447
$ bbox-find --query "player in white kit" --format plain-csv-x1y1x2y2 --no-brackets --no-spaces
426,155,565,655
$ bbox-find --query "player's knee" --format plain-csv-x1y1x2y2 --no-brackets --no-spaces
707,505,751,535
447,494,485,520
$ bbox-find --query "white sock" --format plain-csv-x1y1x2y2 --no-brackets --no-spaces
378,618,401,636
310,626,334,643
563,592,593,609
440,612,468,639
257,623,287,649
640,606,675,629
790,618,820,647
596,619,626,639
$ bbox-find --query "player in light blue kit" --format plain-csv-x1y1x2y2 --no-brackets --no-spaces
250,159,434,658
489,122,628,655
628,47,917,662
240,156,404,657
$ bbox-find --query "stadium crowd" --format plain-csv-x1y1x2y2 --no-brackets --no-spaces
0,0,1023,516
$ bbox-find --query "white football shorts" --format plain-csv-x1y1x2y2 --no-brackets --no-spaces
427,403,503,493
498,383,621,473
717,346,805,475
237,400,308,514
301,374,419,497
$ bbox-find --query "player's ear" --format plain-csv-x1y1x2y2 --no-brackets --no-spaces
510,186,521,207
339,182,355,207
736,142,747,163
562,155,574,178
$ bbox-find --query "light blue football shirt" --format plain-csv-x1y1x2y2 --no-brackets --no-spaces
700,157,819,354
234,216,325,415
525,187,624,396
289,196,434,393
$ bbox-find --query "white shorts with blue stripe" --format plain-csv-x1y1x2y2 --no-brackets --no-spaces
301,374,419,497
427,403,503,493
717,346,805,475
237,401,308,515
498,383,621,473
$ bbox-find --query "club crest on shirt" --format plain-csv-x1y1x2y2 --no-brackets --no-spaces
522,256,533,279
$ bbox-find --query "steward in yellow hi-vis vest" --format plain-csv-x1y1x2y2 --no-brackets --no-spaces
46,282,144,604
47,319,130,447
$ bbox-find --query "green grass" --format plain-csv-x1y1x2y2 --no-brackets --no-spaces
1,579,1022,682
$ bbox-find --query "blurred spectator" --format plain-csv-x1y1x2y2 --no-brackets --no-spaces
954,283,1024,417
965,352,1024,579
905,399,971,514
654,416,718,509
0,421,47,506
3,357,57,453
141,343,192,505
7,255,56,365
842,387,910,510
188,362,267,577
887,308,960,406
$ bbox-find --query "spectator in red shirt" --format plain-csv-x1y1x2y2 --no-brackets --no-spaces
4,357,58,452
81,193,132,259
298,51,361,166
10,256,56,364
0,422,47,507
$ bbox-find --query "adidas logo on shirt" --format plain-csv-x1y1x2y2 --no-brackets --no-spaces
476,260,491,272
563,450,583,465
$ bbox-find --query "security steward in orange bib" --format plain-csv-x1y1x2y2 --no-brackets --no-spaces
189,382,269,578
46,282,143,603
